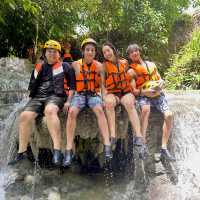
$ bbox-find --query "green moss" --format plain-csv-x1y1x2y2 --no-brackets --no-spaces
165,28,200,89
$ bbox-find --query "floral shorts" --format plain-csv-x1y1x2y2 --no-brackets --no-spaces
137,93,169,113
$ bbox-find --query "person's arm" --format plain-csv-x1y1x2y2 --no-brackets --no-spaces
66,63,76,100
151,62,165,90
63,63,76,112
97,61,106,100
28,63,43,98
155,70,165,89
127,68,140,96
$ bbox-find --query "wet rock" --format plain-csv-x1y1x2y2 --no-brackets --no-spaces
47,190,61,200
147,174,175,200
24,175,35,185
0,57,32,73
155,162,166,176
20,195,32,200
154,153,161,162
6,171,25,184
43,188,52,196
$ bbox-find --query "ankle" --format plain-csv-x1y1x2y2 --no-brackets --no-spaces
161,145,167,149
66,147,72,151
111,135,116,138
18,150,27,154
104,140,111,146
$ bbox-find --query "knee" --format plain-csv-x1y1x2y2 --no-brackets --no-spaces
44,106,58,116
19,111,35,123
123,99,135,110
68,108,78,119
164,111,173,120
141,106,150,116
94,106,105,117
104,98,115,110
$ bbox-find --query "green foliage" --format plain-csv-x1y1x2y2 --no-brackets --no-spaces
168,13,193,55
78,0,190,66
165,29,200,89
0,0,40,57
0,0,193,65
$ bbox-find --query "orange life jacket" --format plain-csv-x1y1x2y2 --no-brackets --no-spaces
129,61,160,88
34,62,69,95
104,60,132,94
75,59,100,93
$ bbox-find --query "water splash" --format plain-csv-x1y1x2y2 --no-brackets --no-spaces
169,92,200,199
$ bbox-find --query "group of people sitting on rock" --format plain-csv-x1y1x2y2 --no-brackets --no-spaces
8,38,175,169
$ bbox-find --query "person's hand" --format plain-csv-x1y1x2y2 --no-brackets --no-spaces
133,88,141,96
102,96,106,108
150,80,164,92
142,89,160,97
63,101,70,114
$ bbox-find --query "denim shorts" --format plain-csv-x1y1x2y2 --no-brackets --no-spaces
137,93,169,113
70,93,102,109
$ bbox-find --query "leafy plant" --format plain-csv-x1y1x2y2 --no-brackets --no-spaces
165,29,200,89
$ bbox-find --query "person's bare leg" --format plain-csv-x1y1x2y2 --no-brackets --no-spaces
121,93,147,159
66,106,80,150
140,105,151,143
162,111,173,149
44,104,61,150
92,104,112,159
160,110,175,161
104,94,117,138
18,111,38,153
92,105,110,146
121,93,142,138
63,106,80,167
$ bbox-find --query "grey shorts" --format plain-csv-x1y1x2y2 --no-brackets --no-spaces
24,95,65,114
137,93,169,113
70,93,102,109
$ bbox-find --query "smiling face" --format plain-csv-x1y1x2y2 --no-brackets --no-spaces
82,43,96,63
45,48,60,64
128,48,141,63
102,45,116,62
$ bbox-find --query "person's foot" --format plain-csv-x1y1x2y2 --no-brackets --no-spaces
8,151,28,165
133,137,149,160
110,137,117,151
104,145,113,160
62,150,74,167
8,151,32,173
52,149,62,166
160,148,176,162
138,144,149,160
133,136,144,146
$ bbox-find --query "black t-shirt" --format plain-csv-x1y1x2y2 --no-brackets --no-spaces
35,63,54,98
34,62,76,98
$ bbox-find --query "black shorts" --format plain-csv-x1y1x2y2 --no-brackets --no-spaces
23,95,65,114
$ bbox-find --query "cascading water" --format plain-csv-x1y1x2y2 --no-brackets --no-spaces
0,57,30,200
115,91,200,200
168,92,200,200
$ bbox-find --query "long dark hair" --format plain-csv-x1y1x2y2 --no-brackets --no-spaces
102,42,120,64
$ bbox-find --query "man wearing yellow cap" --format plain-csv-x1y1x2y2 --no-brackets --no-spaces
8,40,76,167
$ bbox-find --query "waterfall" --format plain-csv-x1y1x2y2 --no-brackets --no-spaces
169,92,200,199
